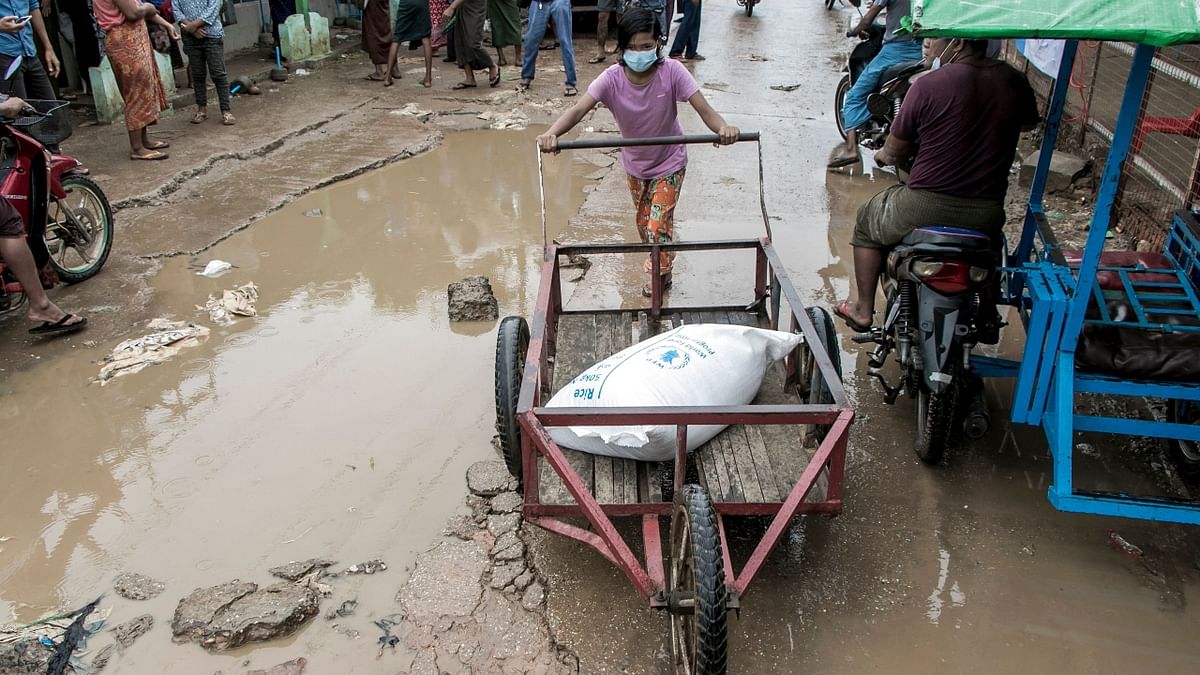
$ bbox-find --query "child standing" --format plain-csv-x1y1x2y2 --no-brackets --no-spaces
175,0,234,125
537,9,738,296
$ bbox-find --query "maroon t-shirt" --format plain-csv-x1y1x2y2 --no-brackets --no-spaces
892,60,1039,201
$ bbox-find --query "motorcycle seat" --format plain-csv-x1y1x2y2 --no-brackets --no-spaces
900,226,995,251
879,59,926,84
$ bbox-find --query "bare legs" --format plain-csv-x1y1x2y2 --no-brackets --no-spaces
385,37,434,87
0,236,85,327
840,245,885,327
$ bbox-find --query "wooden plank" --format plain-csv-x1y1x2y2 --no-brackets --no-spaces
724,425,766,502
611,313,642,505
541,314,597,506
709,430,742,501
591,314,617,504
741,425,783,502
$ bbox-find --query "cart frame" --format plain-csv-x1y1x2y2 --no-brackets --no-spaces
513,135,854,612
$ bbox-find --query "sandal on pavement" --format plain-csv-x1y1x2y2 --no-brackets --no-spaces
833,300,872,333
517,79,531,92
452,81,477,90
29,313,87,336
564,85,577,97
222,112,236,126
587,54,606,64
190,110,207,124
145,140,169,150
130,150,169,161
489,69,501,87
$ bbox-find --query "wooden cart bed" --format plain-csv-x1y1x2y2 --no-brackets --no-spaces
538,310,827,506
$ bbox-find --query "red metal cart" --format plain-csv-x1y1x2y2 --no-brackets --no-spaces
494,134,854,673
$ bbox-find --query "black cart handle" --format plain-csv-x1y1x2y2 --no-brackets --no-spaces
554,132,760,151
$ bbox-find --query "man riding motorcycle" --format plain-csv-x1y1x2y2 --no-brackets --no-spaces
0,93,88,336
833,37,1038,332
828,0,922,169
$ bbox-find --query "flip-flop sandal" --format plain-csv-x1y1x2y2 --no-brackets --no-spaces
365,73,386,81
564,86,577,97
452,82,477,90
146,140,170,150
131,150,169,161
587,55,606,64
517,80,531,92
489,71,501,87
222,112,236,126
827,154,859,169
29,313,87,336
539,43,557,51
833,301,872,333
190,110,207,124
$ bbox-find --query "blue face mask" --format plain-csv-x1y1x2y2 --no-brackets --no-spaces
624,48,659,73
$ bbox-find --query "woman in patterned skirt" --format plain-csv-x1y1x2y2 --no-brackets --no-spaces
91,0,174,160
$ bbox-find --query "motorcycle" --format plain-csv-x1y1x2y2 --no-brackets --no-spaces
833,22,926,151
0,58,113,315
737,0,757,17
852,220,1004,464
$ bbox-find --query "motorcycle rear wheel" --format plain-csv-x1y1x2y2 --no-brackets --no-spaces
744,0,754,16
45,176,114,284
914,374,957,465
834,75,850,140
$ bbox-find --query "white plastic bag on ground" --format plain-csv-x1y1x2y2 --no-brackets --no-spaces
546,324,800,461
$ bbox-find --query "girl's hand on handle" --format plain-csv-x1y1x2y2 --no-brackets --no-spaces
717,126,740,146
537,133,559,154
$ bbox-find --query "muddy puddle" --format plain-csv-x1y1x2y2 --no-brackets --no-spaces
0,128,600,672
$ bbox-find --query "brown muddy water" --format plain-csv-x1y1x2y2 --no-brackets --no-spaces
0,128,596,673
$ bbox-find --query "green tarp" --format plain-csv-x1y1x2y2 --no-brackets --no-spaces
909,0,1200,47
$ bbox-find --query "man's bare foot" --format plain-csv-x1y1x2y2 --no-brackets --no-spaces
28,300,86,328
422,76,432,88
833,299,873,332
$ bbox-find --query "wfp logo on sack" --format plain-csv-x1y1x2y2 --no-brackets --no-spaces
645,346,691,370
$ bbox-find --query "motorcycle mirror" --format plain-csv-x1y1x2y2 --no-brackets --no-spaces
3,55,21,81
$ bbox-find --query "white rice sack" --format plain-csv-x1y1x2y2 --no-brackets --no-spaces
546,324,801,461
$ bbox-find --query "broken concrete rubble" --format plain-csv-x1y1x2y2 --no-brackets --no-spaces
112,614,154,648
268,558,336,581
447,276,499,322
466,460,517,497
113,572,166,600
171,580,320,651
1019,149,1089,194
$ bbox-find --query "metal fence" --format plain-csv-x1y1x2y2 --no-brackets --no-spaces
1003,41,1200,249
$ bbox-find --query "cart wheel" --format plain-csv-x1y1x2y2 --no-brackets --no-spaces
1166,399,1200,480
833,75,850,141
797,306,842,444
668,484,728,675
914,369,958,465
495,316,529,482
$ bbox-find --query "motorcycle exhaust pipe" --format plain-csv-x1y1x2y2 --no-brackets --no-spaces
962,384,990,440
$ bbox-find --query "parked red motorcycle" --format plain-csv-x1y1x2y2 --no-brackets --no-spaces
0,61,113,314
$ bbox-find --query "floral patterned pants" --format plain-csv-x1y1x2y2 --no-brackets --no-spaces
627,168,685,275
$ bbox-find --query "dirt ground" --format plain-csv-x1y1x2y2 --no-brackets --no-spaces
2,1,1199,674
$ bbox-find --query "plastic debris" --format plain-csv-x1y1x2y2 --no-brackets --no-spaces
372,615,403,658
303,209,322,217
737,53,769,61
1108,529,1144,558
294,68,310,76
197,259,234,277
769,83,801,92
324,599,357,620
198,282,260,326
98,320,211,383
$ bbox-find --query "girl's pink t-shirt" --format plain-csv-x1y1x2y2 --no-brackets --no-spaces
93,0,130,32
586,58,701,180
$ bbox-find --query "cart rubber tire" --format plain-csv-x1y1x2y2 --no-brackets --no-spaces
1166,399,1200,480
834,75,850,141
669,484,728,675
914,376,957,465
798,306,842,444
495,316,529,482
46,176,114,284
744,0,754,17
